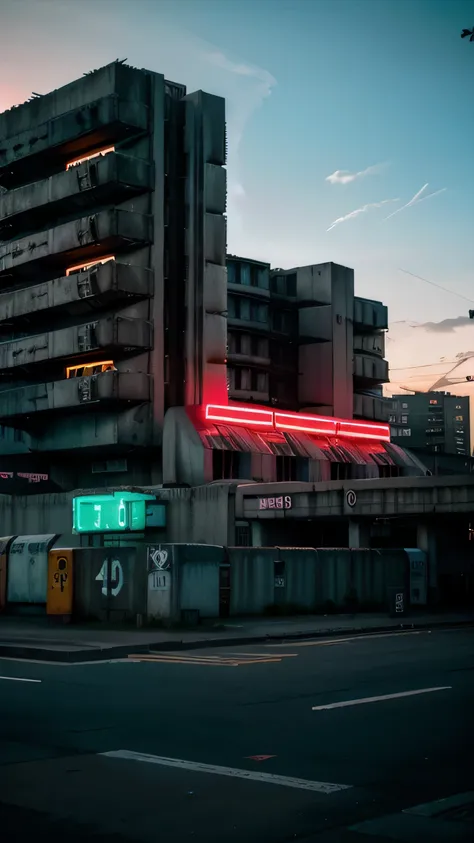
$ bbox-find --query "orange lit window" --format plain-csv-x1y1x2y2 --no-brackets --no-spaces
66,146,115,170
66,361,116,379
66,255,115,277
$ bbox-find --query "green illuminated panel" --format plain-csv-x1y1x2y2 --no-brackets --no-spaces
73,492,156,533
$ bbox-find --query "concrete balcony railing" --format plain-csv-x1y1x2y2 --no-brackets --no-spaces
354,296,388,331
227,282,270,301
353,332,385,357
0,62,149,187
227,351,271,368
353,392,389,422
0,209,151,282
0,314,152,373
353,352,389,384
0,260,152,328
228,387,270,404
0,153,153,240
0,371,151,420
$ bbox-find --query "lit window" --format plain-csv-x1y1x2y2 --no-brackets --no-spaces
456,415,464,422
402,403,408,409
401,415,408,424
66,256,115,277
66,361,116,378
66,146,115,170
429,399,438,405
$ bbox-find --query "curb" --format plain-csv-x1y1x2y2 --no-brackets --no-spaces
0,617,472,663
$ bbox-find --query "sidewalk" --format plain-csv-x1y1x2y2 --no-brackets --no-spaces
0,610,472,662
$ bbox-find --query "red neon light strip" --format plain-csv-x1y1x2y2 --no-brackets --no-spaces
205,404,274,428
337,420,391,442
203,404,390,441
275,412,337,436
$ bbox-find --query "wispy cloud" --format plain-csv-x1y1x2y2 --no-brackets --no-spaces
202,48,276,238
327,198,399,231
384,183,446,221
416,316,473,333
325,163,386,185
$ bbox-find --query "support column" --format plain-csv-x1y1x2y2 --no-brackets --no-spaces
417,522,438,603
348,519,371,548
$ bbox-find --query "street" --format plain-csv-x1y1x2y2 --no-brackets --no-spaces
1,627,473,842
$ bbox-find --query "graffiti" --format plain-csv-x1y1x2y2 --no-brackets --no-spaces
95,558,124,597
147,547,170,571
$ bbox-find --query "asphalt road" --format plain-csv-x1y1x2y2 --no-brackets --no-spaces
0,627,473,843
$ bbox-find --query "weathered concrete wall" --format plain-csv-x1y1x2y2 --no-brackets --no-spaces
0,493,78,545
228,547,408,615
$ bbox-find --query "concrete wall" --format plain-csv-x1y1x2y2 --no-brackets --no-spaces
73,546,147,622
228,547,408,615
0,493,78,545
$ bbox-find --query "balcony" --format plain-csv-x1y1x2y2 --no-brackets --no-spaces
227,351,271,368
353,332,385,357
354,296,388,331
353,352,389,385
0,209,151,282
0,314,152,374
228,387,270,404
0,260,152,329
0,371,151,420
353,392,389,422
0,153,153,240
227,282,270,301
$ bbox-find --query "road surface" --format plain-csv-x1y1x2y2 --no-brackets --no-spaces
1,626,473,842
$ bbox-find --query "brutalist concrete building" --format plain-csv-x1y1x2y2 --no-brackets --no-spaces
0,61,423,501
0,61,227,493
226,255,388,421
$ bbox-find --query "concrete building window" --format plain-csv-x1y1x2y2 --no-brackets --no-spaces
66,360,115,378
234,368,252,390
276,455,298,481
227,262,237,284
401,428,411,436
212,448,239,480
330,462,351,480
456,415,464,422
401,415,408,424
389,414,396,423
286,273,297,296
402,402,408,409
257,268,270,290
241,264,251,286
235,524,251,546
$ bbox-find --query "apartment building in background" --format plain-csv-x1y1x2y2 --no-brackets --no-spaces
226,255,389,421
0,60,227,493
390,392,471,460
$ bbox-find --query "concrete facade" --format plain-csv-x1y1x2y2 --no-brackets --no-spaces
226,256,388,421
0,61,227,492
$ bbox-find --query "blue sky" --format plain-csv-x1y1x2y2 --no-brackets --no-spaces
1,0,474,386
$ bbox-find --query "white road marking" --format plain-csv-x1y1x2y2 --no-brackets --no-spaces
101,750,351,794
268,630,425,648
0,675,41,683
312,686,452,711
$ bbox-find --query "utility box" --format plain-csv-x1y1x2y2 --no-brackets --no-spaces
47,548,74,617
388,586,407,618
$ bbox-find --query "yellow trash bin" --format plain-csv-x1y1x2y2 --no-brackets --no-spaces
47,548,73,617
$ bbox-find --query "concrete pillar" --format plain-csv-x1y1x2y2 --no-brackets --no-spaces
417,522,438,602
252,521,264,547
348,519,371,548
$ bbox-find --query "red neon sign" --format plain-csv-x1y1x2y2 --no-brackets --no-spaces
205,404,274,428
275,412,337,436
203,404,390,441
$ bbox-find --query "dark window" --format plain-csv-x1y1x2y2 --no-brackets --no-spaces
235,525,251,546
379,465,401,478
286,273,297,296
276,455,297,481
212,449,239,480
330,462,351,480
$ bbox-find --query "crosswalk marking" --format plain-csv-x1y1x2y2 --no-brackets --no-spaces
127,652,287,667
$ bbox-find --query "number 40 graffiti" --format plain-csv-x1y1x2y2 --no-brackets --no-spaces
95,559,124,597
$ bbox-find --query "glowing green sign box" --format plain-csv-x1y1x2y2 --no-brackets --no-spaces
73,492,158,533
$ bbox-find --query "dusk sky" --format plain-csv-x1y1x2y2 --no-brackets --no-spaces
1,0,473,393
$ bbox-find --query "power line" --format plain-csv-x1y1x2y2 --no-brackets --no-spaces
397,268,474,305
